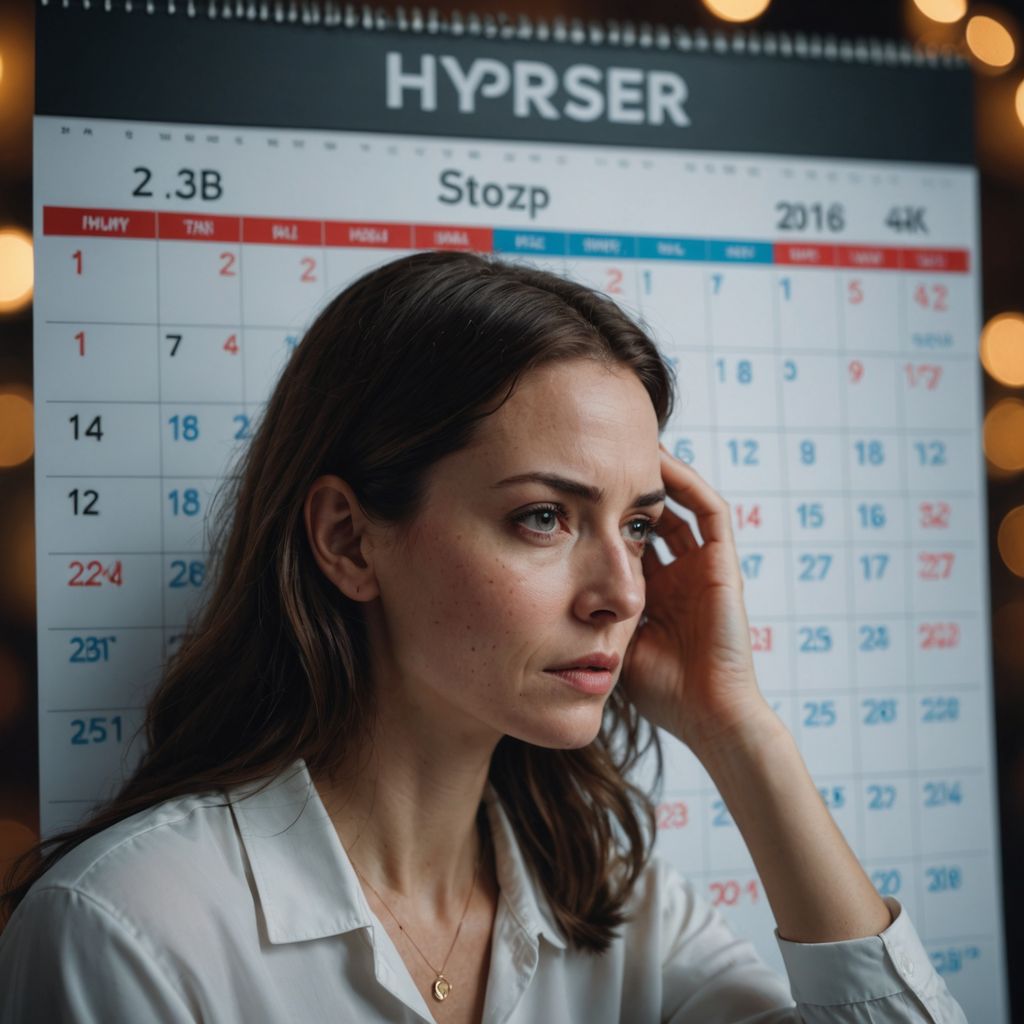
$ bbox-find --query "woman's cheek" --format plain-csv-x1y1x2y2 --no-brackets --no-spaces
419,521,567,631
465,555,556,633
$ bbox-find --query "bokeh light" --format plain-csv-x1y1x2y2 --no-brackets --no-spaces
0,392,33,468
997,506,1024,577
0,229,33,313
966,14,1016,68
984,399,1024,471
980,313,1024,386
701,0,771,24
1016,77,1024,127
912,0,967,23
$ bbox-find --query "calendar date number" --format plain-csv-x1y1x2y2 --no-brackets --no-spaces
133,166,224,202
70,715,123,745
68,559,123,587
709,879,760,907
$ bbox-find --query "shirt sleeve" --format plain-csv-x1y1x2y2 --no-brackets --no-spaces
775,896,968,1024
0,885,198,1024
660,865,969,1024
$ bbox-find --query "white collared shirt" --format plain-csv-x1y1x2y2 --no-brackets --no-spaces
0,758,967,1023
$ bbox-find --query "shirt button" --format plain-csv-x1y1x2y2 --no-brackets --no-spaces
898,953,915,977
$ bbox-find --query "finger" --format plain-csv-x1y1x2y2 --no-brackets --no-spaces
659,446,733,545
655,505,700,557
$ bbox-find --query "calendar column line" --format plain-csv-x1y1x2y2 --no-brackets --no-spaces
764,256,802,926
897,256,927,934
239,219,248,426
701,271,723,502
699,267,719,882
770,268,802,741
769,265,799,750
835,263,868,866
155,214,168,669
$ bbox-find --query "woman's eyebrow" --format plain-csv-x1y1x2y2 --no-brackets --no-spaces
492,472,666,508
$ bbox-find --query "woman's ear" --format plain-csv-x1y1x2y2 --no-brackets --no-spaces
303,475,381,602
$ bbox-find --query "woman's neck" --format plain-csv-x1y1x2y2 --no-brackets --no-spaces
311,694,498,916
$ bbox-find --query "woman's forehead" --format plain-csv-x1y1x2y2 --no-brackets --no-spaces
491,361,656,438
443,360,662,488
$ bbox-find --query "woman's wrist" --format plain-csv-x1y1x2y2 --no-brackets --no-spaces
674,689,789,771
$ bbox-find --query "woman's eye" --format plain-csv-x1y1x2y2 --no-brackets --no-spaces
625,519,657,543
511,507,656,545
514,506,562,534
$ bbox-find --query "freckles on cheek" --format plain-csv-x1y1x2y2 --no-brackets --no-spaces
454,556,530,636
419,541,499,626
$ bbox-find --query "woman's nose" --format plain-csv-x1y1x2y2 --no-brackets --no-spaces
571,532,646,624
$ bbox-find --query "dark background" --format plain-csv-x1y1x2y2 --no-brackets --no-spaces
2,0,1023,1017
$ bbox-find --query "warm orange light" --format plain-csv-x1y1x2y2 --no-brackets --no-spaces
0,229,33,313
1016,77,1024,127
998,506,1024,577
980,313,1024,386
701,0,771,23
0,392,33,467
913,0,967,23
966,14,1016,67
984,398,1024,470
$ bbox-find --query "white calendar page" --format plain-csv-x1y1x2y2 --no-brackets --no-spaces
33,113,1003,1018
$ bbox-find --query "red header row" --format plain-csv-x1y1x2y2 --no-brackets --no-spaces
41,207,476,250
41,207,970,273
772,242,968,273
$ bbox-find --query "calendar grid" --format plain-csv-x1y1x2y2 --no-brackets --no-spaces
31,118,1003,1016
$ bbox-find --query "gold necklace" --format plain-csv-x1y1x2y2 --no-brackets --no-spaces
349,820,486,1003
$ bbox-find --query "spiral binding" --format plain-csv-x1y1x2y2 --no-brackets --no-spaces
41,0,967,68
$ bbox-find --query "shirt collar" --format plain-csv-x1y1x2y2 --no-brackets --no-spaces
228,758,567,951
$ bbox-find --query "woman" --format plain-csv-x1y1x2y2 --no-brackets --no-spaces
0,251,965,1022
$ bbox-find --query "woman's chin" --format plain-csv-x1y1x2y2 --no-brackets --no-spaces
508,707,606,750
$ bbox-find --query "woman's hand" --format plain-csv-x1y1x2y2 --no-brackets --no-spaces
621,446,778,758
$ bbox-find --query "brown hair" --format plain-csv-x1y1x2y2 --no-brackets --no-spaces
2,250,674,952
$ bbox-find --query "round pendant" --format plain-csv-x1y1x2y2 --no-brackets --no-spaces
432,975,452,1002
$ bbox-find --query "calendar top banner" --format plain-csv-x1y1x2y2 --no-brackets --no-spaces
36,5,973,164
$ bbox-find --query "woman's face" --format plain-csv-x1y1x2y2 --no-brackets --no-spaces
364,356,665,750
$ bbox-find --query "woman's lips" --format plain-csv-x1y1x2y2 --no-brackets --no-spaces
548,652,621,672
545,667,616,695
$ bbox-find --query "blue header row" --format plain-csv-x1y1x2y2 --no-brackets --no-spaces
492,229,774,263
